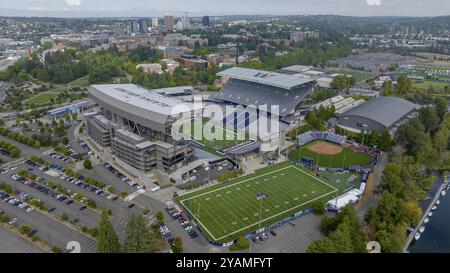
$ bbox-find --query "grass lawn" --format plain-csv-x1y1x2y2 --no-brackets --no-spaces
327,67,378,82
413,80,450,92
288,141,374,168
25,88,71,106
179,118,251,151
69,75,89,87
177,161,341,243
26,93,59,106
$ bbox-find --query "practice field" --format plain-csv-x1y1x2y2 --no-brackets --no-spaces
289,140,374,169
177,161,337,243
179,118,250,151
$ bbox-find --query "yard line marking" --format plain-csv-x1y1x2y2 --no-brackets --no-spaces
179,165,338,241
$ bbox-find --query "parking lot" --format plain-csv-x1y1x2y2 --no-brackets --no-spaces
0,226,45,253
249,213,325,253
0,196,97,252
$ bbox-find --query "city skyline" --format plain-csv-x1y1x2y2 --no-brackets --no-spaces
0,0,449,17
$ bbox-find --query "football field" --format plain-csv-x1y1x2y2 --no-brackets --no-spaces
177,161,338,243
179,118,249,151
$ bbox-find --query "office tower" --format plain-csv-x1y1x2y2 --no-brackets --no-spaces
152,17,159,27
202,16,210,27
164,13,174,31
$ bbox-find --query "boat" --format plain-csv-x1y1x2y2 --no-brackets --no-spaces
442,190,447,196
415,232,421,241
432,205,437,211
424,217,429,223
419,226,425,233
428,211,433,217
436,200,440,205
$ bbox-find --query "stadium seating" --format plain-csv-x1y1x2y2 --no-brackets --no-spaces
296,132,345,145
215,79,313,117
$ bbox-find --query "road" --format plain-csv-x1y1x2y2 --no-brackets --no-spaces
357,152,388,220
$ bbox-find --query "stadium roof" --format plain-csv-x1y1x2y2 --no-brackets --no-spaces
217,67,316,90
88,84,200,127
339,96,416,128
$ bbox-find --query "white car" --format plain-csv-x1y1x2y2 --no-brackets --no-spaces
26,207,35,213
9,166,18,171
8,218,17,225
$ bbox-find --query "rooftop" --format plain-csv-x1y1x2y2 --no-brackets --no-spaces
89,84,198,116
339,96,416,128
217,67,316,90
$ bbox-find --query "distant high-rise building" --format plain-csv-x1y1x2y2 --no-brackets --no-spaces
164,13,174,31
130,20,139,34
202,16,210,27
152,17,159,27
138,19,148,34
182,13,190,30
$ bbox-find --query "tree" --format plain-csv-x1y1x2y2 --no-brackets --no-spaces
97,211,121,253
123,213,155,253
172,237,183,253
230,237,250,251
370,128,379,147
312,200,326,215
83,159,93,170
62,136,69,145
380,80,393,96
433,97,447,121
379,128,392,151
156,211,164,225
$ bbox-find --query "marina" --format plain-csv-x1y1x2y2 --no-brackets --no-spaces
407,177,449,253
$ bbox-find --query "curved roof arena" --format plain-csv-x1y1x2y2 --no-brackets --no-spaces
338,96,416,128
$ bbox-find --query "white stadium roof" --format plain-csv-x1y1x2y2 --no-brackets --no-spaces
217,67,316,90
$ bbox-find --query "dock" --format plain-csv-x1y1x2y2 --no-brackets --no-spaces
403,179,448,253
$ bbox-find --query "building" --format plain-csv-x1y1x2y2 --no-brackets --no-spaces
151,18,159,27
136,63,163,74
130,21,139,35
162,58,180,73
164,13,174,31
157,45,191,59
86,84,201,173
138,19,148,34
202,16,210,27
182,13,190,30
335,96,416,133
290,31,320,43
179,54,209,69
216,67,317,118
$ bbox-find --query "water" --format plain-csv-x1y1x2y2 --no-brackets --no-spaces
408,187,450,253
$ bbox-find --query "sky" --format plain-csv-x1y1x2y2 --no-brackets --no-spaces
0,0,449,17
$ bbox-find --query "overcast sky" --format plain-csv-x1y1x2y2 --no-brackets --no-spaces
0,0,449,17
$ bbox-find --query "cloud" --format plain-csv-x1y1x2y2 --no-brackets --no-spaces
366,0,382,6
66,0,81,6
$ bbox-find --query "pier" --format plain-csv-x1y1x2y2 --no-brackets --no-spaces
403,179,448,253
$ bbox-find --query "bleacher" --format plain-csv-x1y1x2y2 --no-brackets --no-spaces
296,132,345,145
215,79,313,117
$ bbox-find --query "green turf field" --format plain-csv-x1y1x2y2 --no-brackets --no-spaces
177,161,338,243
288,141,374,168
180,118,251,151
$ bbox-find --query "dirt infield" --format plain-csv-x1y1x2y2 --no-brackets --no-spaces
307,141,343,155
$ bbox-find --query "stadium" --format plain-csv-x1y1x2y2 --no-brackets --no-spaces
188,67,317,156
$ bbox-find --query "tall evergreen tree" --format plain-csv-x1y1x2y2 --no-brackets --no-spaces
97,211,121,253
123,213,155,253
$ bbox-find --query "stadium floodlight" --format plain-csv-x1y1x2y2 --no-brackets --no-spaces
257,192,269,231
256,192,269,200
